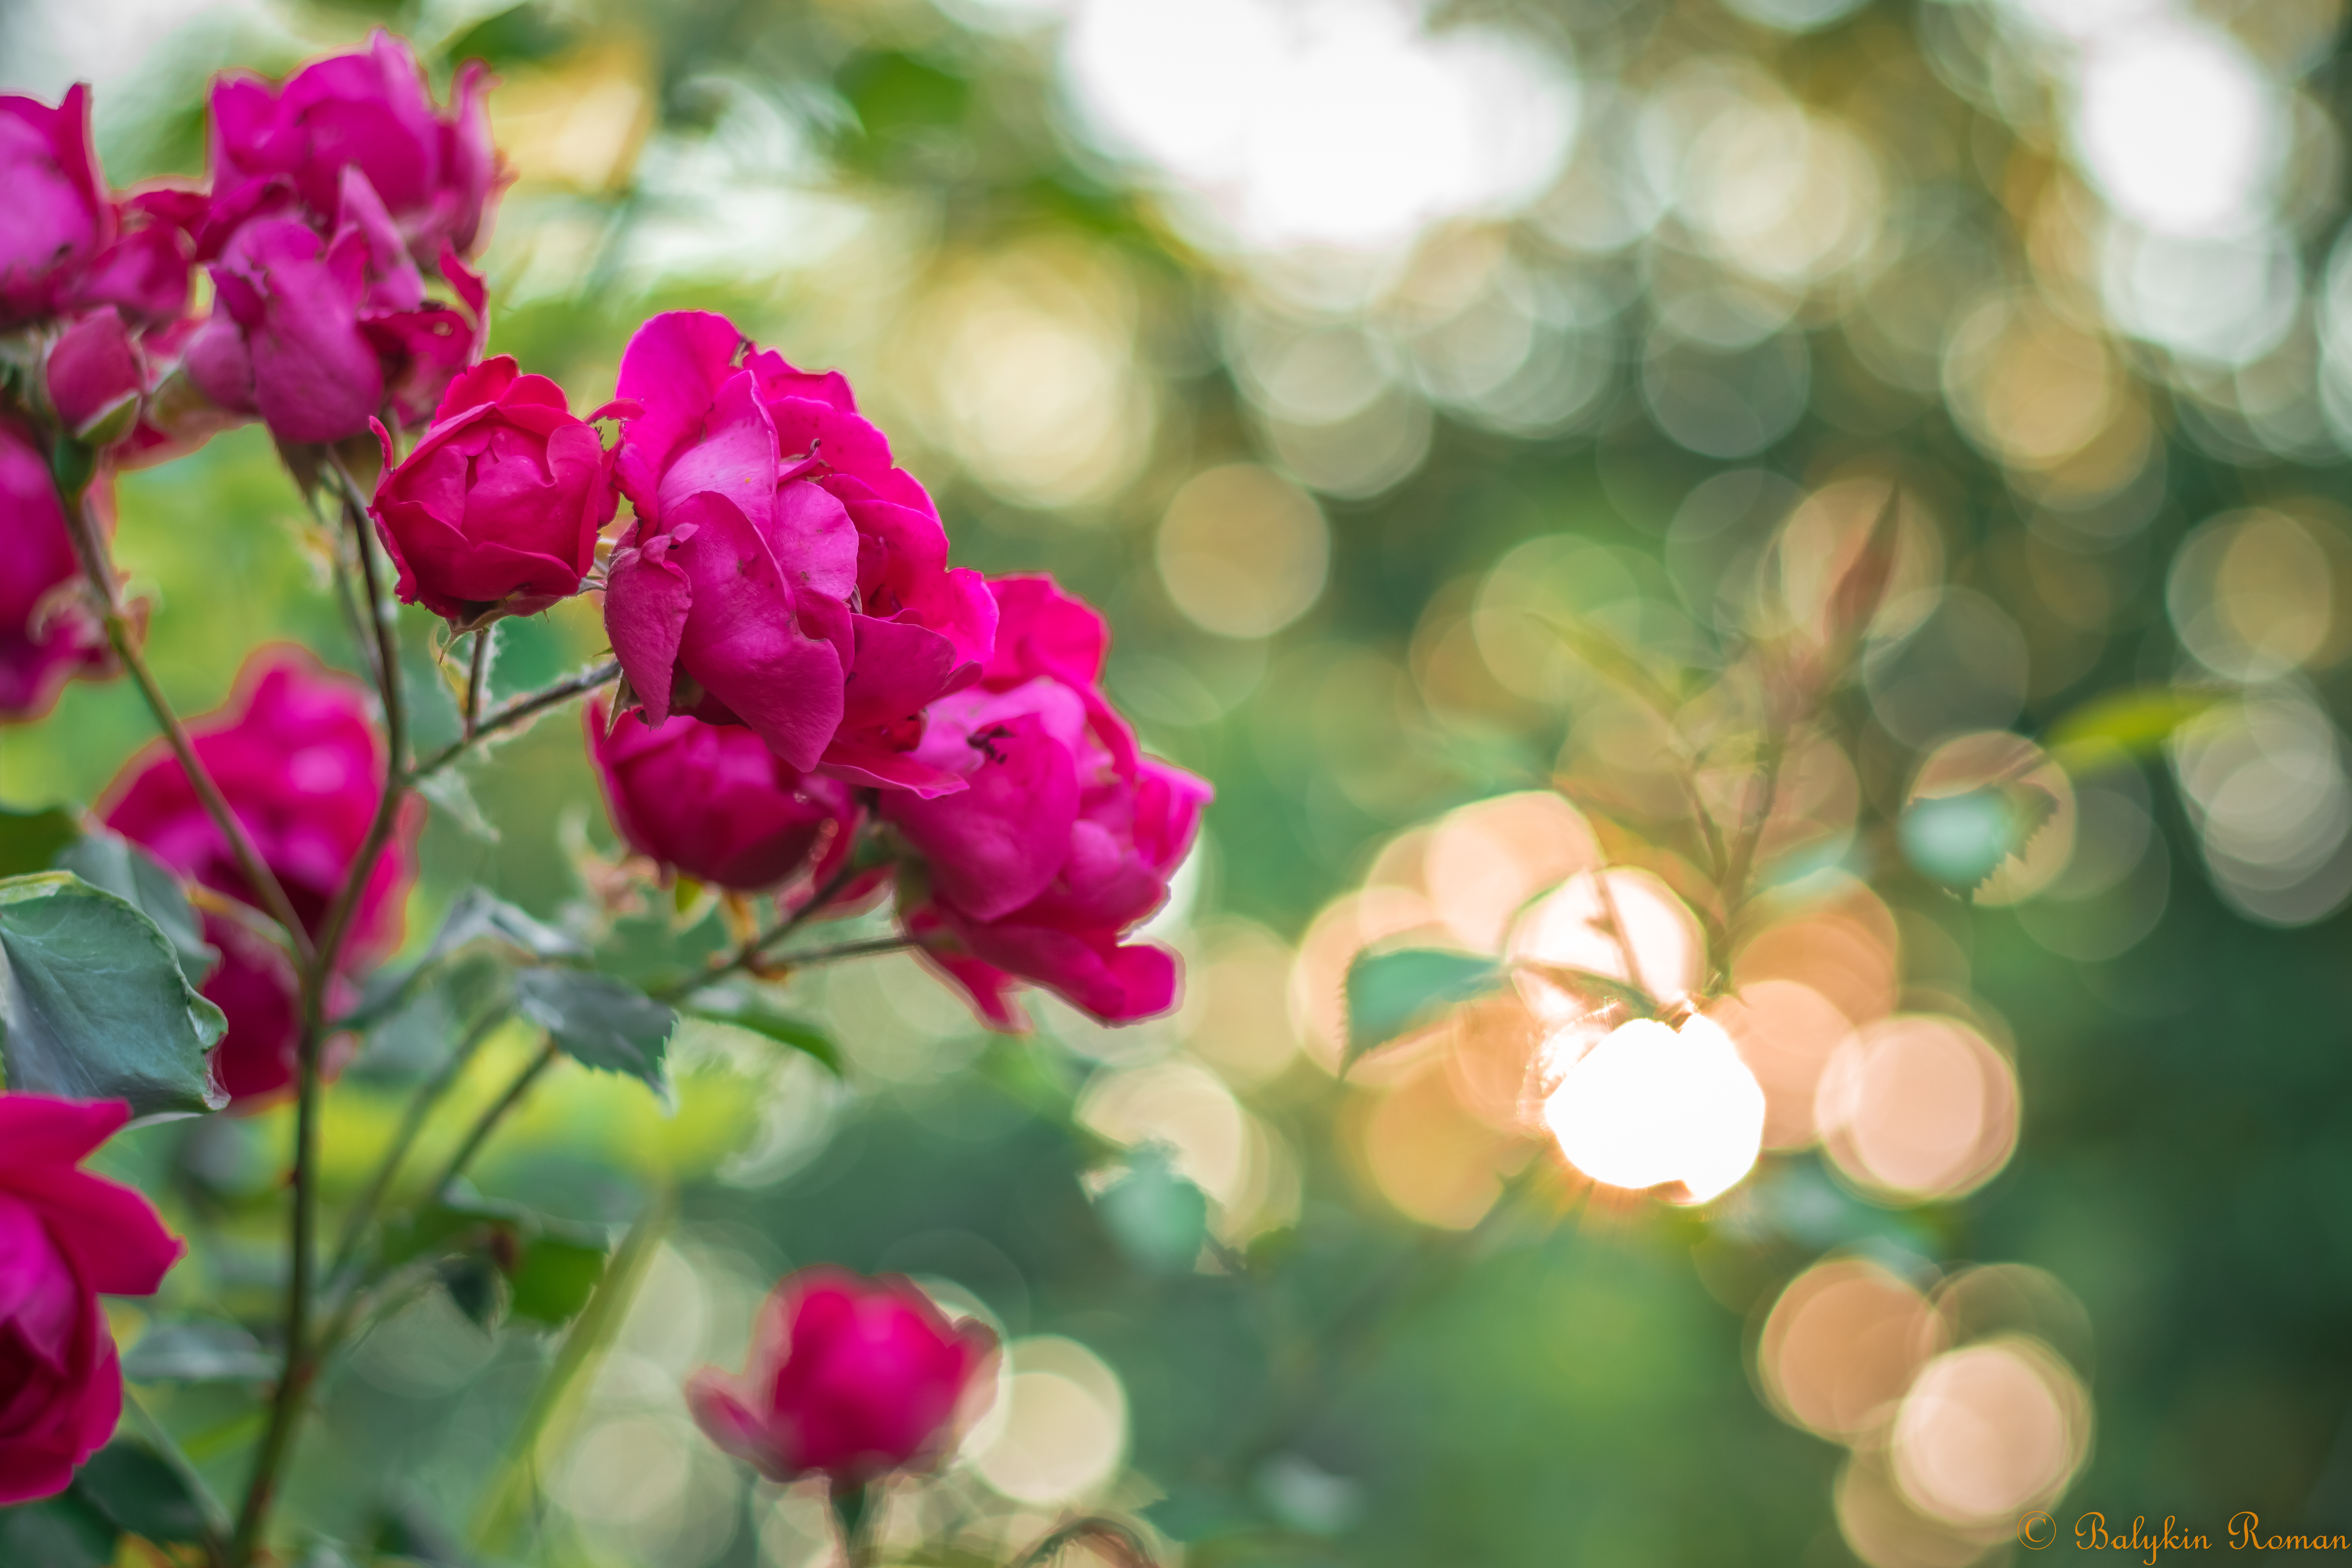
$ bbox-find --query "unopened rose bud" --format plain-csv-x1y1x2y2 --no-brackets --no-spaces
687,1267,998,1487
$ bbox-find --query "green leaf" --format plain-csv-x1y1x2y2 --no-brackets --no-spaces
71,1439,210,1545
2046,686,2223,770
1900,782,2060,892
0,806,81,878
1094,1147,1210,1275
508,1233,610,1325
1544,613,1684,717
1510,961,1658,1020
515,968,674,1094
1343,948,1506,1070
439,1253,510,1331
122,1322,278,1383
0,1489,116,1568
684,991,843,1075
414,768,500,842
430,888,584,962
56,831,218,987
0,873,227,1117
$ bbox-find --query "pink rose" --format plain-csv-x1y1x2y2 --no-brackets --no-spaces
208,29,499,267
602,311,995,795
686,1267,997,1487
0,87,198,332
0,414,111,721
369,356,621,627
101,649,421,1106
0,1094,183,1505
586,697,864,895
183,175,488,447
886,577,1210,1029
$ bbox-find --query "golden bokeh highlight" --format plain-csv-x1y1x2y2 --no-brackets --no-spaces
1733,878,1902,1031
1539,1014,1764,1203
1179,919,1305,1088
1355,1059,1524,1230
1760,478,1945,646
1507,867,1704,1018
965,1336,1129,1506
1156,464,1331,639
1759,1258,1944,1443
1425,791,1601,952
1815,1016,2020,1203
2169,508,2342,682
1890,1339,2091,1525
1942,297,2120,474
1706,978,1852,1150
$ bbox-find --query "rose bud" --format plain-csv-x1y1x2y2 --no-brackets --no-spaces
0,1094,183,1504
207,29,500,267
0,414,112,721
603,311,995,796
102,649,421,1107
370,356,621,627
886,576,1210,1029
586,696,863,894
686,1267,997,1488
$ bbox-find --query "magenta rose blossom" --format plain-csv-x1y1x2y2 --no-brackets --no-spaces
0,415,112,721
602,311,996,795
886,576,1210,1029
102,649,421,1105
370,356,621,626
208,29,498,268
587,696,864,895
0,87,198,332
687,1267,997,1487
0,1094,183,1505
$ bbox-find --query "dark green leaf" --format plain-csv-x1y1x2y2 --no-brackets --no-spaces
1343,947,1506,1069
443,2,580,69
515,968,673,1093
0,873,227,1117
508,1234,610,1325
56,831,218,987
122,1322,277,1383
0,806,81,878
71,1439,210,1545
0,1490,116,1568
684,991,842,1075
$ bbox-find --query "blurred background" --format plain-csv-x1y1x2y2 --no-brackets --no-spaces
7,0,2352,1561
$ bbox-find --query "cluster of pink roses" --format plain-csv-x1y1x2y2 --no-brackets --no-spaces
0,31,495,718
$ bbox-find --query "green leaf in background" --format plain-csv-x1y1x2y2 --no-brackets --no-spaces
684,991,844,1076
0,1489,115,1568
1094,1146,1210,1275
70,1439,212,1546
1900,782,2060,892
1544,613,1685,718
2045,685,2223,771
1343,947,1507,1070
0,873,227,1117
508,1232,611,1325
426,887,586,965
122,1321,278,1383
0,805,81,878
56,830,219,987
413,767,500,842
515,967,675,1094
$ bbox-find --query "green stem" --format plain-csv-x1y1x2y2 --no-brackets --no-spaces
463,626,490,739
55,482,315,968
1717,726,1788,926
407,659,621,783
324,1005,512,1295
471,1186,676,1552
778,935,909,968
419,1038,562,1203
668,858,864,1000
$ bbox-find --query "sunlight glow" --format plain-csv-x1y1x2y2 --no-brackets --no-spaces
1541,1015,1764,1203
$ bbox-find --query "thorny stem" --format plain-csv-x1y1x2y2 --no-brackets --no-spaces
464,625,490,739
407,659,622,782
668,857,865,998
55,485,316,968
229,456,412,1568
